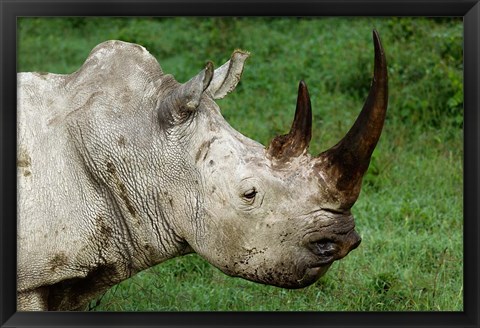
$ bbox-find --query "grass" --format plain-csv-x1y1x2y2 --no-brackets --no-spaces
18,17,463,311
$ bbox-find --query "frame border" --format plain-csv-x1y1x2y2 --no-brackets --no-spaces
1,1,479,327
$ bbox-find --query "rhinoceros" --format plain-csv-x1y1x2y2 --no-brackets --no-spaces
17,30,387,311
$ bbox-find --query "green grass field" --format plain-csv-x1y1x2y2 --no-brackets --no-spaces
17,17,463,311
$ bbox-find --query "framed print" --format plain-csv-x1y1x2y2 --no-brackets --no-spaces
1,1,479,327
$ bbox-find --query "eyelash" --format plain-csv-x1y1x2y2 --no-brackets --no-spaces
243,188,257,200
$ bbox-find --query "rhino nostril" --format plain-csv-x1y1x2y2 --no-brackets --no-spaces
310,239,338,258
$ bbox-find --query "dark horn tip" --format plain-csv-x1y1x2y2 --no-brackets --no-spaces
298,80,310,98
372,30,385,60
372,29,381,43
297,80,311,112
296,79,312,146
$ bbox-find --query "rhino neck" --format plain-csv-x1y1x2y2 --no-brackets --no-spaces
64,102,201,281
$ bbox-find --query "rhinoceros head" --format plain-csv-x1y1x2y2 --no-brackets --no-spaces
156,30,387,288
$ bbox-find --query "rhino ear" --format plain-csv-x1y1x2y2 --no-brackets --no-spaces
179,61,214,111
158,62,213,128
206,50,249,99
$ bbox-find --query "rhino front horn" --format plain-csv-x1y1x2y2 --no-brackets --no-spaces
315,30,388,206
267,80,312,161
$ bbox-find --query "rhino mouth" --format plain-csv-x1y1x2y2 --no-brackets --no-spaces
296,263,333,287
293,233,361,288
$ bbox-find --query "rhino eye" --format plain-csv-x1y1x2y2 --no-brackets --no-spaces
243,188,257,200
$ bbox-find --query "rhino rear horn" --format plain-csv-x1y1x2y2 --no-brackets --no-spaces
315,30,388,205
207,50,250,100
267,80,312,161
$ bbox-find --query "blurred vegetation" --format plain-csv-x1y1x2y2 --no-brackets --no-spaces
18,17,463,311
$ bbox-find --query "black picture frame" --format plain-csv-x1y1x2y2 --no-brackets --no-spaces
1,1,479,327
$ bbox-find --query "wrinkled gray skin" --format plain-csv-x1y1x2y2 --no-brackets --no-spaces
17,34,387,311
